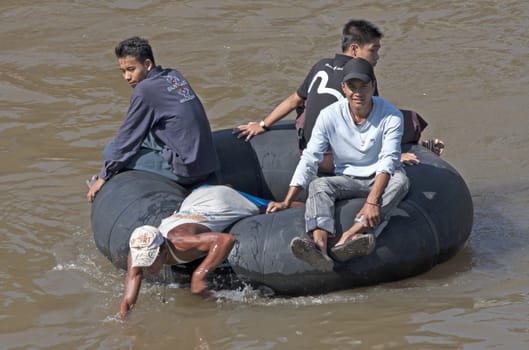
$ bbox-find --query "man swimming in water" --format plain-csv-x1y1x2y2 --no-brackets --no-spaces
119,185,271,319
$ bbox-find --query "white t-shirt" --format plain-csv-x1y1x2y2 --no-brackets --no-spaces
158,185,260,236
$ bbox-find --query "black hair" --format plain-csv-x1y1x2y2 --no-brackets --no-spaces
341,19,383,52
115,36,156,65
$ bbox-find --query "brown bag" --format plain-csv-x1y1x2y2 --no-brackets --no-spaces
400,109,428,144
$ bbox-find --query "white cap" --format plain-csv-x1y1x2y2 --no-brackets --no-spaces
129,225,165,267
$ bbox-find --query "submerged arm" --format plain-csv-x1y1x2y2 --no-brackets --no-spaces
191,232,236,295
120,253,143,319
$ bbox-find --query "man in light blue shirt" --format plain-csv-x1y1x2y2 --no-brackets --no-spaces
267,58,410,271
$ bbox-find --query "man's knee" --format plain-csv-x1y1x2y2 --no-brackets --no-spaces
395,171,410,193
388,171,410,198
308,177,333,194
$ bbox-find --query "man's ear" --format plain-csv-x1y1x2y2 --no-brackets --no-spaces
341,82,348,93
144,59,154,71
349,42,359,56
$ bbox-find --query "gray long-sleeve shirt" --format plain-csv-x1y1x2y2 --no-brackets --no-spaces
99,66,219,180
290,96,403,188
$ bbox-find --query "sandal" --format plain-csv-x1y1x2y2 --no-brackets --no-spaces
290,237,334,272
421,139,445,156
330,233,375,262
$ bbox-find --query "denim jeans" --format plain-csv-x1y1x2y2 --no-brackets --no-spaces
304,170,410,235
104,133,207,186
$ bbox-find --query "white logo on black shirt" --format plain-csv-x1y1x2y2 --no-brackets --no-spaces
307,71,343,100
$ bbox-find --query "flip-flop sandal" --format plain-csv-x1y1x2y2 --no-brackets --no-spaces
330,233,376,262
290,237,334,272
421,139,445,156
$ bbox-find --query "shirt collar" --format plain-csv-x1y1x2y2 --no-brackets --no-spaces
147,65,163,78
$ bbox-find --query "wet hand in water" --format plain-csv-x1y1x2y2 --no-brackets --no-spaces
198,289,215,300
191,278,215,299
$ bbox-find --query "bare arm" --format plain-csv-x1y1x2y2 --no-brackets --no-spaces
191,233,235,296
235,92,304,141
266,185,302,213
169,230,236,296
120,253,143,319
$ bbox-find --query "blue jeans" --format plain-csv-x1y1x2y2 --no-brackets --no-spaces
304,170,410,235
104,133,207,186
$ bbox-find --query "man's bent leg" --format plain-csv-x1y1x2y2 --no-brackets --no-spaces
107,135,208,186
312,228,330,259
336,170,409,245
304,176,367,235
370,170,410,238
331,173,407,260
378,170,410,221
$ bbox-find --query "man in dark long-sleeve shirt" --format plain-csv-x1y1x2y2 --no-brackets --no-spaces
87,37,219,202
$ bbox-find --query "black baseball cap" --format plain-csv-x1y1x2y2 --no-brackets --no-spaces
342,58,375,83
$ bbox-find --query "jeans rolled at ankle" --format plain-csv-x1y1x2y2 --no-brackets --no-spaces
304,170,410,235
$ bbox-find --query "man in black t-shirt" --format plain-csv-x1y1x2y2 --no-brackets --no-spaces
235,20,443,170
236,19,382,145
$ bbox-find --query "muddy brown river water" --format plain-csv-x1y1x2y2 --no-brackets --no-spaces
1,1,529,349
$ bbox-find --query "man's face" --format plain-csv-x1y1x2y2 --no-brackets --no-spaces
354,40,381,67
118,55,152,89
143,251,164,276
341,79,375,109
